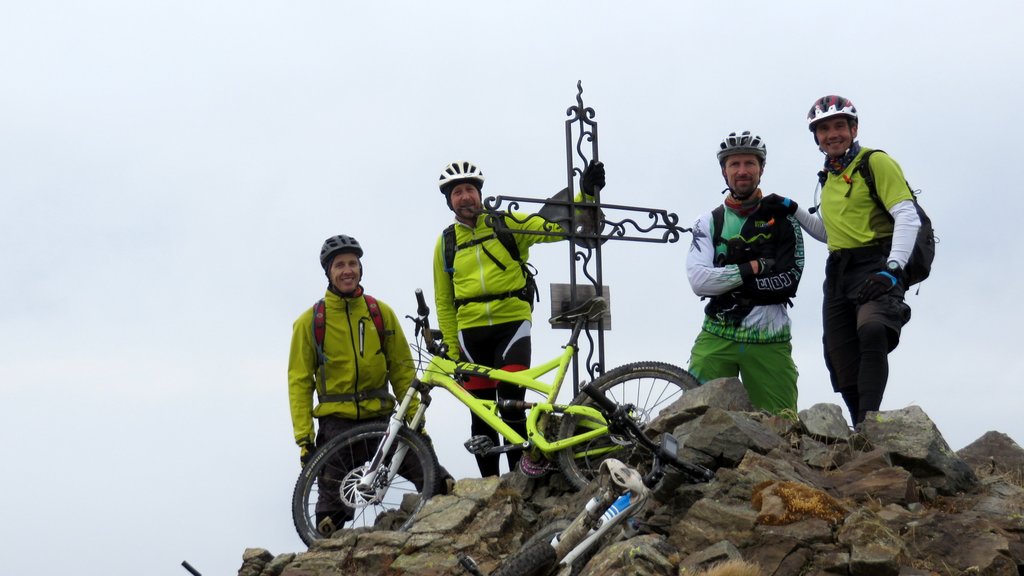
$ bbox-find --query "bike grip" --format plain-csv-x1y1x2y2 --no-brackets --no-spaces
415,288,430,317
581,382,619,414
680,460,715,483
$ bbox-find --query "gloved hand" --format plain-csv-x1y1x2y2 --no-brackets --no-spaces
299,443,315,468
857,271,898,304
755,258,775,275
761,193,798,216
581,161,606,196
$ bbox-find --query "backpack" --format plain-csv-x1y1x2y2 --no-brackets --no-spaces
710,205,775,267
312,294,387,368
854,150,936,287
442,219,539,309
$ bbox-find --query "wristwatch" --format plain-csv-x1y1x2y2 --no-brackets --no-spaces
886,260,902,275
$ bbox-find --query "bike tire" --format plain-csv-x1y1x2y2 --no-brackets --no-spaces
491,538,558,576
556,361,699,490
291,422,439,547
494,519,597,576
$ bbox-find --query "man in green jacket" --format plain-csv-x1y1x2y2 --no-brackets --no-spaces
432,160,604,477
762,95,919,427
288,234,420,535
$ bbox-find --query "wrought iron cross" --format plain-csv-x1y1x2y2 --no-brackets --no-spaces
483,81,691,395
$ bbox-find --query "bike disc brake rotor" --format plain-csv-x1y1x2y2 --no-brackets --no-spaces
338,465,387,508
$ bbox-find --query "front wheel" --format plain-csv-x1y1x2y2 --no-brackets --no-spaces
291,422,439,547
556,362,698,490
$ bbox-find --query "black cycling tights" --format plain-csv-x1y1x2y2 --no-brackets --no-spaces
840,322,890,427
469,382,527,477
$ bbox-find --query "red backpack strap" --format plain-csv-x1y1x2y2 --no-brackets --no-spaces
363,294,387,346
312,299,327,367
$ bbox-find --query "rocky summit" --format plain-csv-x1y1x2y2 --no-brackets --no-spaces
240,378,1024,576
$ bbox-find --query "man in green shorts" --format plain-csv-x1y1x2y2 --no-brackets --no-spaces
685,131,804,414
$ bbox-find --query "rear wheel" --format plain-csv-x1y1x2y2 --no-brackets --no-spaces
291,422,439,547
556,362,698,490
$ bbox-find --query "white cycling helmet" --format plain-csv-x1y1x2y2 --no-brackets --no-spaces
807,95,858,131
716,131,767,165
438,161,485,195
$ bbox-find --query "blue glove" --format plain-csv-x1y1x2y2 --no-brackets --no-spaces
857,271,898,304
761,193,798,216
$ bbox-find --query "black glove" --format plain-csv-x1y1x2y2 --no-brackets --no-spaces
756,258,775,275
857,271,898,304
581,161,605,196
761,193,798,216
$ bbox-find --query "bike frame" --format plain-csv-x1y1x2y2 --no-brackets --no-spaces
413,348,609,453
356,298,610,497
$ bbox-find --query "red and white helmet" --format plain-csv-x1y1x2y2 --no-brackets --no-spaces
807,95,858,131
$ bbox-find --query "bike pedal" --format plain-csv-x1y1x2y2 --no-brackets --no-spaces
464,435,495,456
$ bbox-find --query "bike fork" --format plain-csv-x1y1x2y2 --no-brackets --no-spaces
356,385,426,496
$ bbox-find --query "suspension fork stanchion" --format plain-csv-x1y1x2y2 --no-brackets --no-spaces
379,381,436,491
557,459,649,565
356,382,423,495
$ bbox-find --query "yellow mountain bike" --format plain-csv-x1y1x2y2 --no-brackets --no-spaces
291,289,699,546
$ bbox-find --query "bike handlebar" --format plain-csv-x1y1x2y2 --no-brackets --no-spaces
415,288,430,318
581,381,714,484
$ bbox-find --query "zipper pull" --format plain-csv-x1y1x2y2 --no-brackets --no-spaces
359,321,365,356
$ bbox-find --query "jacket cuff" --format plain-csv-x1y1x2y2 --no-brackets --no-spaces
738,261,756,279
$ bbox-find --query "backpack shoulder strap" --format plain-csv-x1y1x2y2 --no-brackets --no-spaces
442,224,457,273
312,299,327,368
490,215,522,262
711,205,725,248
855,149,886,211
363,294,387,346
444,219,523,269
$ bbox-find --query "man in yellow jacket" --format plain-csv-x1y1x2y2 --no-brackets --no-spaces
288,234,420,535
432,160,604,477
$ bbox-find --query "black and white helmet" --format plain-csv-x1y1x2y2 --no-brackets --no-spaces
716,131,767,165
320,234,363,270
438,161,485,195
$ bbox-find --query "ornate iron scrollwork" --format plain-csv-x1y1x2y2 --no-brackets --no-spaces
481,81,691,394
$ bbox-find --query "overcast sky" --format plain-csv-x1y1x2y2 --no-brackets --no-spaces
3,2,1022,575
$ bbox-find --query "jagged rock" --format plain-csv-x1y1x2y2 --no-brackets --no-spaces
238,548,274,576
648,377,755,435
668,498,759,553
826,449,919,506
247,403,1024,576
682,408,785,467
578,534,677,576
859,406,979,495
678,540,743,570
958,431,1024,477
799,403,852,443
898,511,1018,575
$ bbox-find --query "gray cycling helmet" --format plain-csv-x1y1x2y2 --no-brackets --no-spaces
320,234,363,270
716,131,767,165
438,161,485,196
